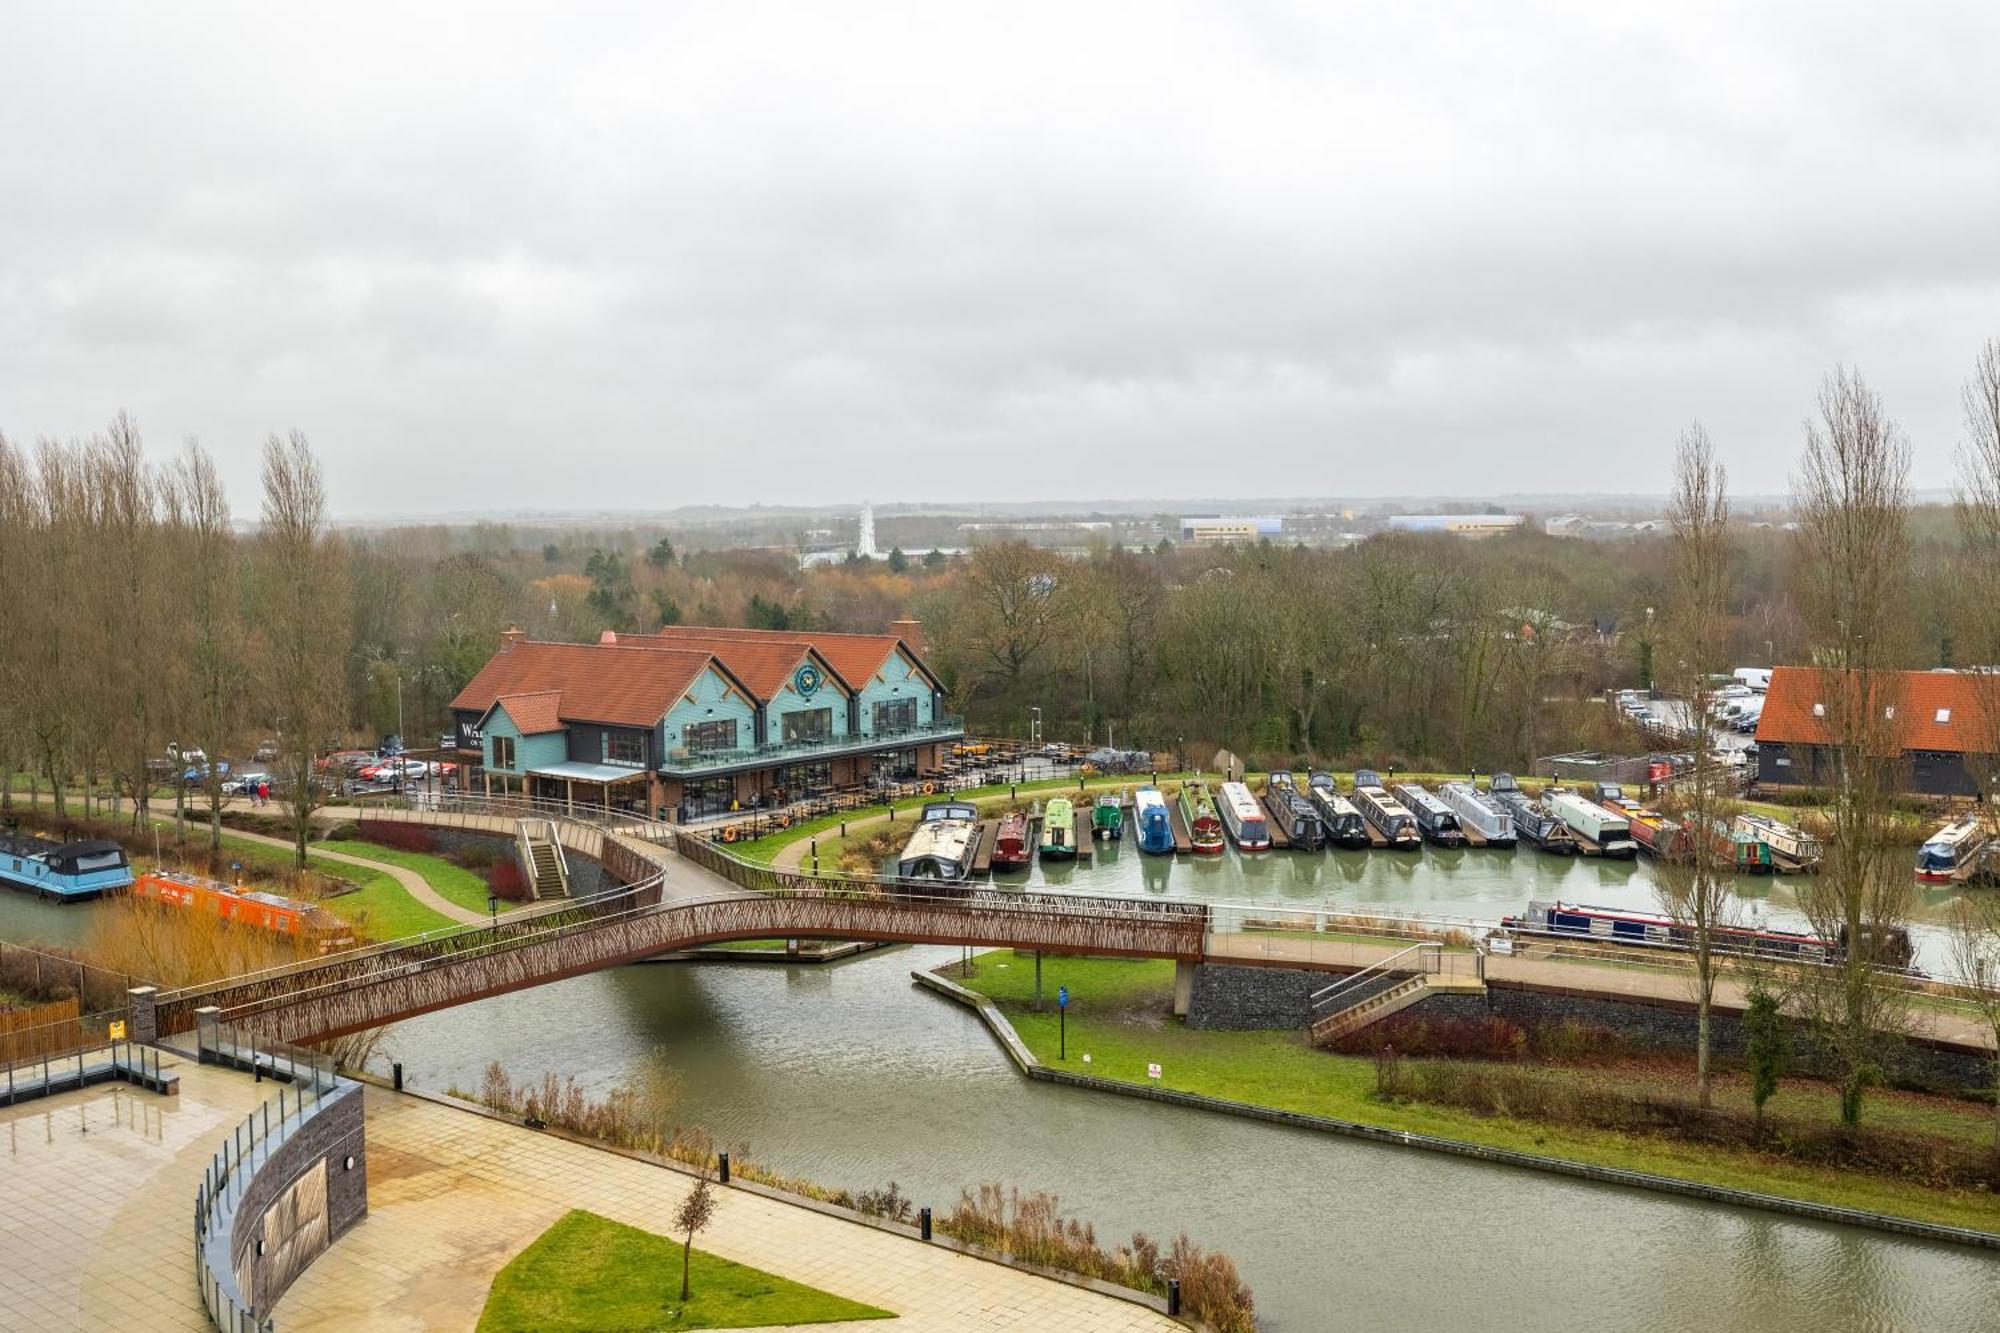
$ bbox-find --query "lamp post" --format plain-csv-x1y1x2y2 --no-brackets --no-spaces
488,892,498,930
1030,706,1042,749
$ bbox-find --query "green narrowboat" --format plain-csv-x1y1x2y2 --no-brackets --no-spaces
1092,791,1123,840
1041,797,1077,860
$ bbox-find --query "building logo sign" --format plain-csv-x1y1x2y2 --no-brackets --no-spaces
793,663,824,699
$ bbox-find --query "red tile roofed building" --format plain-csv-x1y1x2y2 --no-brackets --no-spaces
447,622,959,820
1754,667,1998,796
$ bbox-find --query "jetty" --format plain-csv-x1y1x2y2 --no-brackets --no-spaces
1165,803,1195,854
969,820,999,876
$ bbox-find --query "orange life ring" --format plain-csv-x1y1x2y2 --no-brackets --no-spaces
722,825,740,843
774,813,791,829
922,781,936,795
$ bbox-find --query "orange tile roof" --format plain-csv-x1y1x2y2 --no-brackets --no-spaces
620,629,841,700
491,690,564,735
451,641,735,728
634,625,935,694
1755,667,1995,753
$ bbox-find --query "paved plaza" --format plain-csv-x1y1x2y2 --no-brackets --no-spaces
1,1056,1178,1332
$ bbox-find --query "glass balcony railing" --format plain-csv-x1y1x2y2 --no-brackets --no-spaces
659,715,966,775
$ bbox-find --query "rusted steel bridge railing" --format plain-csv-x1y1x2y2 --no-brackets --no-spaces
154,816,1209,1044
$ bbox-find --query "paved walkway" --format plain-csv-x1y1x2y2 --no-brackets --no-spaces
227,819,489,926
1208,930,1999,1051
0,1047,263,1332
282,1085,1178,1332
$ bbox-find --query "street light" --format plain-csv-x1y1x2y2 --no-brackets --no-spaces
488,892,499,930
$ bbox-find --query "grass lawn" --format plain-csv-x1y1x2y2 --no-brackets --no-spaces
952,950,2000,1235
315,837,526,917
476,1210,893,1332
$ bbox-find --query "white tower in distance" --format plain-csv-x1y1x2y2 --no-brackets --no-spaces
856,502,878,560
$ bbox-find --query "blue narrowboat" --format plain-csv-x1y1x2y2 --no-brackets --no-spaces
1133,786,1175,855
0,833,134,901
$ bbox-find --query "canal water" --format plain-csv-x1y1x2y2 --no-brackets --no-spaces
4,845,1993,1331
371,946,2000,1333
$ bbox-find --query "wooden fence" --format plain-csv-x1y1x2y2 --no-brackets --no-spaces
0,997,84,1065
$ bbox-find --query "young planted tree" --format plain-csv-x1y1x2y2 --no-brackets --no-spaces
256,432,351,868
1655,423,1736,1108
673,1175,717,1302
1791,366,1916,1127
93,415,165,827
1743,985,1788,1138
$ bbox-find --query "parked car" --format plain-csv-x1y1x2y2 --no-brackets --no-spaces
253,739,280,763
182,760,231,786
362,757,429,782
221,771,271,796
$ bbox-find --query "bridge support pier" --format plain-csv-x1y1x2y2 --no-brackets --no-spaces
1173,962,1195,1018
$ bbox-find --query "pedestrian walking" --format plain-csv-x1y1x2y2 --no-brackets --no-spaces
257,778,270,807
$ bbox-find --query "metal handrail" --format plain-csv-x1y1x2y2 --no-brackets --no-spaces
1309,942,1441,1014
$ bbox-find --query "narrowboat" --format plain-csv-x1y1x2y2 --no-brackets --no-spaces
1732,813,1822,871
1394,783,1465,848
1178,781,1226,856
1916,818,1990,884
1132,786,1175,855
1217,781,1271,850
132,869,356,951
1486,774,1577,855
990,811,1031,872
1439,781,1516,848
1351,771,1421,850
1264,772,1325,850
1711,818,1774,874
1092,792,1124,840
1501,900,1916,972
1305,771,1371,849
1588,784,1688,859
897,811,980,880
1546,789,1638,858
1040,797,1078,861
0,833,133,901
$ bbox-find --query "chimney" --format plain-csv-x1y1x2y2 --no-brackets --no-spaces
500,626,526,650
890,618,925,656
599,630,619,645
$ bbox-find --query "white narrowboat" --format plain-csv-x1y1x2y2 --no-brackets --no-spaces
1217,781,1272,850
1439,781,1516,848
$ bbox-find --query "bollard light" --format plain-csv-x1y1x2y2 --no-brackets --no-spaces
392,1061,404,1092
1168,1278,1181,1316
718,1151,730,1184
488,893,499,929
920,1206,932,1241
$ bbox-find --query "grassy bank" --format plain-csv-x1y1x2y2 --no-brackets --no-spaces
476,1209,891,1332
949,951,2000,1235
315,837,529,918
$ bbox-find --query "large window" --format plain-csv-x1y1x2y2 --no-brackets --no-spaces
871,698,918,734
684,719,738,753
607,729,645,766
492,735,517,770
782,760,832,792
782,708,833,744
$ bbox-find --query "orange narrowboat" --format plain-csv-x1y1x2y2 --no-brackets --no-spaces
131,869,357,952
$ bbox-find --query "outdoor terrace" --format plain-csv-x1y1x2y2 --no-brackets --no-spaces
660,714,965,777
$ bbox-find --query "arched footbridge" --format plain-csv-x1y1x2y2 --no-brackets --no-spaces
147,802,1213,1044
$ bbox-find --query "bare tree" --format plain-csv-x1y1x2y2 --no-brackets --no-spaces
92,414,164,827
256,432,351,867
674,1174,717,1302
0,434,24,812
1791,365,1915,1127
1656,422,1736,1108
1946,895,2000,1153
167,440,245,854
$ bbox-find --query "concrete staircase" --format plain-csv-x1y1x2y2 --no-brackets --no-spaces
1308,974,1434,1045
1304,942,1487,1047
517,820,571,900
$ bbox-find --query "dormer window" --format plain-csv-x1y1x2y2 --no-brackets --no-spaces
1937,708,1952,724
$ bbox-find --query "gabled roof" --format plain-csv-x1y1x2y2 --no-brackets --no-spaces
450,640,750,728
485,690,565,735
634,625,940,695
619,629,851,701
1756,667,1995,753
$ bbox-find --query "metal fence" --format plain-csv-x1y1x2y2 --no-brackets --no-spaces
194,1018,341,1333
0,1036,164,1106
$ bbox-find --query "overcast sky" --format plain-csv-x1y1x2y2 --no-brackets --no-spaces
4,3,1998,516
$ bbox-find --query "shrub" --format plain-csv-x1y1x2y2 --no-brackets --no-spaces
450,840,499,871
485,858,532,901
355,820,440,855
1336,1013,1528,1061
